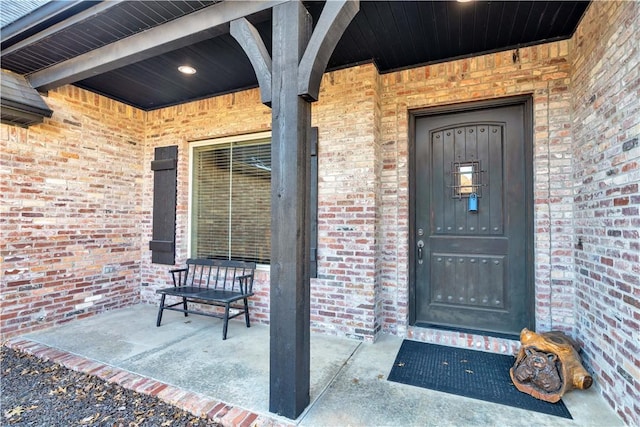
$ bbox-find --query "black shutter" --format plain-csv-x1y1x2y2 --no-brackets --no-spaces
149,146,177,265
310,127,318,278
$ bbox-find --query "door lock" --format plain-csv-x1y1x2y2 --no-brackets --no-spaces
417,240,424,264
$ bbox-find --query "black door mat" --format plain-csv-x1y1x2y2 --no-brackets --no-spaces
387,340,572,419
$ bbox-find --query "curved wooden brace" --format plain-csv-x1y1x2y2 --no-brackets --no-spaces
297,0,359,102
230,18,273,106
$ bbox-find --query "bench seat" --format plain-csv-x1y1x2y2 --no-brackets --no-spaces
156,258,256,340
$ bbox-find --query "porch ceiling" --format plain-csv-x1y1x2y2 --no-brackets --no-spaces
1,0,589,111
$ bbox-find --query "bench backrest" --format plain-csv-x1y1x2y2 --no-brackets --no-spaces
173,258,256,294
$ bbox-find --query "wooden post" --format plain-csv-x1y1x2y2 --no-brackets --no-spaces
231,0,358,419
268,1,312,418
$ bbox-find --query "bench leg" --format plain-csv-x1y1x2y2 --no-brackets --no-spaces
243,298,251,328
156,294,166,327
222,304,230,340
182,297,189,317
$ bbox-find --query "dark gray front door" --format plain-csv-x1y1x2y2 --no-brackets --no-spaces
413,102,533,336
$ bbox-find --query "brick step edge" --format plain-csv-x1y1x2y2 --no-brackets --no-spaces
4,338,293,427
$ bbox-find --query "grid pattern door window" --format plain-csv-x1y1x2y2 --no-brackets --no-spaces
191,138,271,263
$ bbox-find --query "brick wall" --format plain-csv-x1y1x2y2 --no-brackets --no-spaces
1,86,144,339
312,65,381,340
571,1,640,424
0,43,584,346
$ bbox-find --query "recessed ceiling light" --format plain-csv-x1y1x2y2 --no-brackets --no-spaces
178,65,197,75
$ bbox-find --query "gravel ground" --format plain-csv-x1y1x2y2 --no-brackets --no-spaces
1,346,221,426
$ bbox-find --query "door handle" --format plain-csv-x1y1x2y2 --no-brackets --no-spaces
417,240,424,264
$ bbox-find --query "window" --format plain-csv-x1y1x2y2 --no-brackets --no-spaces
452,161,482,198
190,133,271,264
458,163,475,195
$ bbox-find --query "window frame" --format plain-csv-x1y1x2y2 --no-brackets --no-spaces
188,131,272,266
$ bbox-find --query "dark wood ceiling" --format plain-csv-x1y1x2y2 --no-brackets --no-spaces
1,1,589,111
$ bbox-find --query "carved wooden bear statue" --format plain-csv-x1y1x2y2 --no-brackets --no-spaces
510,328,593,403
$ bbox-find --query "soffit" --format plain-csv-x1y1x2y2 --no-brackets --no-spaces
1,1,590,111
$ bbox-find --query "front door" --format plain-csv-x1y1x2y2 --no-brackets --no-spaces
413,101,533,336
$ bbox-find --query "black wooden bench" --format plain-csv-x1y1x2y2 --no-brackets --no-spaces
156,258,256,340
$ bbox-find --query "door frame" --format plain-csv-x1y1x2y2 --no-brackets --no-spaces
408,95,535,332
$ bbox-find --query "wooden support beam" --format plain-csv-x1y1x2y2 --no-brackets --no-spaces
298,0,359,101
268,1,312,418
27,0,287,92
231,0,358,419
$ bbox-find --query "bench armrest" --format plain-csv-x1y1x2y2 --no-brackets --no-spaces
170,267,189,287
235,273,254,294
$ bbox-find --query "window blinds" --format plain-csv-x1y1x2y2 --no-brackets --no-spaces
192,140,271,263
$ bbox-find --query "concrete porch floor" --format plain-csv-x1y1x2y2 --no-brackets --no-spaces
6,305,623,427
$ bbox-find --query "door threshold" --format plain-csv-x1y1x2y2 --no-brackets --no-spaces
414,322,520,341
